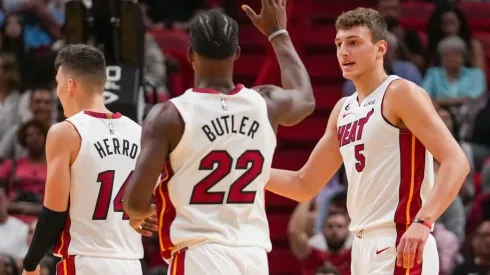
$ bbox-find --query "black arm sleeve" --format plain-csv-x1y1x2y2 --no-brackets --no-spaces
22,206,67,271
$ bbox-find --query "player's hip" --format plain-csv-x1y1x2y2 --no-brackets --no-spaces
168,243,269,275
56,255,145,275
350,225,439,275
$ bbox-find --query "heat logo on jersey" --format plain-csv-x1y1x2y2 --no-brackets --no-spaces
337,108,374,147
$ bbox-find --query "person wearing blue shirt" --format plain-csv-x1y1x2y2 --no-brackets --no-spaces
422,35,486,108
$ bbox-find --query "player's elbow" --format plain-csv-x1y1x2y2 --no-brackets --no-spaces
281,99,316,127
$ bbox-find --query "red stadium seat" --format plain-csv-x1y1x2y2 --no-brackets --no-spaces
277,117,328,142
268,247,301,275
399,2,434,31
272,150,312,170
459,2,490,31
267,213,291,243
266,191,297,209
314,85,342,111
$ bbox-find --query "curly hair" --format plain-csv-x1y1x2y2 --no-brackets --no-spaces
17,120,48,148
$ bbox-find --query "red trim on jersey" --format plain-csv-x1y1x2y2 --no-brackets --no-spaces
394,133,425,225
53,204,72,258
155,160,177,260
393,133,425,275
170,248,187,275
192,83,244,95
56,255,76,275
83,111,122,119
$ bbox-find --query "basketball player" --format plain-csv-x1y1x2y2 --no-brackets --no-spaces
22,45,153,275
265,8,470,275
123,1,315,274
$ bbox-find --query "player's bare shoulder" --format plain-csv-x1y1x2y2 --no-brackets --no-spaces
251,85,292,129
143,101,184,151
46,121,81,164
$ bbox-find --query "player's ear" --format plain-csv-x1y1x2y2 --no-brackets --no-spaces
234,46,241,61
187,47,194,63
377,40,388,59
67,78,75,97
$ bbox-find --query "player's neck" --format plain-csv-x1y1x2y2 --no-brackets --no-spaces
77,95,110,114
353,69,388,102
194,75,236,94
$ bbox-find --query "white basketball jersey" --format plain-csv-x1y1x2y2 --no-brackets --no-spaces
337,76,434,232
155,85,276,259
53,111,144,260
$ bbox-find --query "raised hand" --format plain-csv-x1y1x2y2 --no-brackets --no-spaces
241,0,287,37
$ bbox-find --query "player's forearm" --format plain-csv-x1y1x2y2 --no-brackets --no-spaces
23,206,67,271
123,185,153,219
270,35,314,104
416,157,469,224
266,169,315,202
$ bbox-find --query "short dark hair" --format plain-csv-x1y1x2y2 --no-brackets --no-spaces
335,8,388,42
17,120,48,148
189,9,239,59
55,44,107,87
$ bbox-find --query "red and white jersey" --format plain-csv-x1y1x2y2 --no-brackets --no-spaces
337,75,434,232
155,85,276,259
53,111,144,260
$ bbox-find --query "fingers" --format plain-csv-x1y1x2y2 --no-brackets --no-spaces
241,5,259,22
143,217,159,232
398,238,421,269
134,226,154,237
396,238,404,267
416,241,425,265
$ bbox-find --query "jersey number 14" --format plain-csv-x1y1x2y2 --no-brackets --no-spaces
190,150,264,205
92,170,133,220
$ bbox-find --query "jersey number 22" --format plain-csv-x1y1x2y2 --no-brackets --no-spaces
190,150,264,205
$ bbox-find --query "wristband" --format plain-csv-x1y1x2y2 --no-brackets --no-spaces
268,29,288,42
412,219,432,230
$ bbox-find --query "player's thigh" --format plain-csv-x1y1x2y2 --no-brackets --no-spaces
57,256,143,275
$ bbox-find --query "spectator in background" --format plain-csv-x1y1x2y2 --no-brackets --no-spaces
314,264,340,275
343,32,422,96
144,0,208,30
0,87,54,160
434,222,460,275
0,182,29,262
426,3,486,71
289,201,352,275
422,36,486,113
0,254,19,275
1,14,25,60
2,0,63,40
0,120,48,216
453,220,490,275
376,0,426,70
0,53,22,141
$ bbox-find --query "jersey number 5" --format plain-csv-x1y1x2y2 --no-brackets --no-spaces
354,144,365,172
189,150,264,205
92,170,133,220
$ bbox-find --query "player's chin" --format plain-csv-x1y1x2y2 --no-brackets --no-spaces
342,70,356,80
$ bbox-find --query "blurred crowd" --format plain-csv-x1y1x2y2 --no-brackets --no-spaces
0,0,489,275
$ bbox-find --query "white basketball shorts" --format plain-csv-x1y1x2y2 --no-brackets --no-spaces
56,255,143,275
351,225,439,275
168,243,268,275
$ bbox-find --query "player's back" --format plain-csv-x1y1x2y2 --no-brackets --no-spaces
156,85,276,259
53,111,143,260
